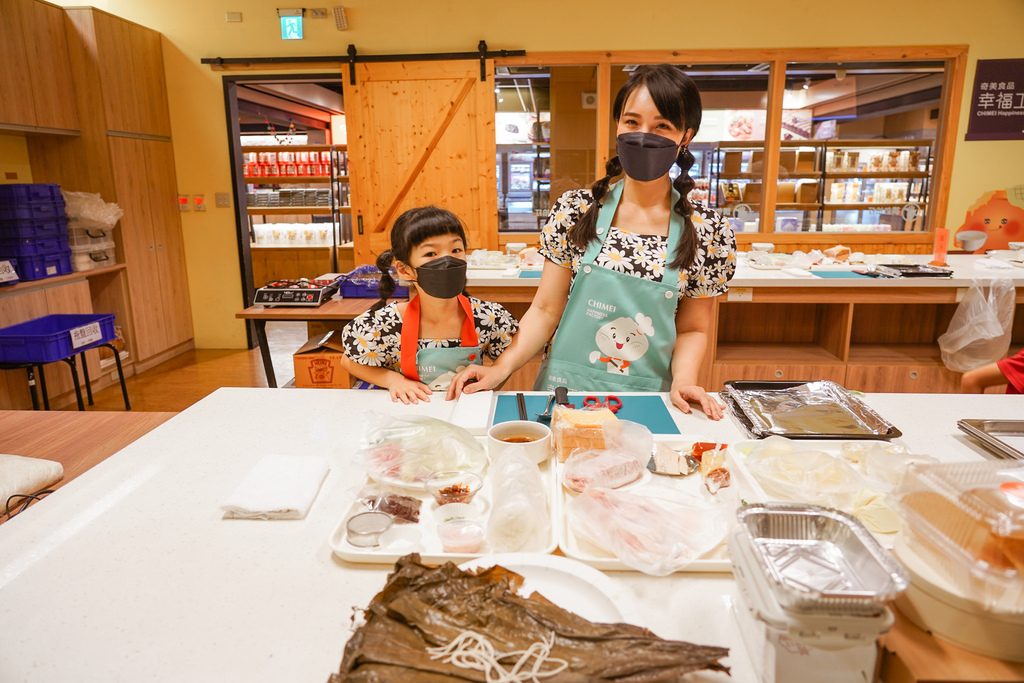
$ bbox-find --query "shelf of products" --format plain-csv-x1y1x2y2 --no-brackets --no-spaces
707,139,933,233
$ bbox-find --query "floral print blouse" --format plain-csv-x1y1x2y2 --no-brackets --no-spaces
341,296,519,372
539,188,737,298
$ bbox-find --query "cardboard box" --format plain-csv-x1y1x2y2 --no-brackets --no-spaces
722,151,743,175
778,150,797,172
777,181,797,203
796,150,818,172
293,331,350,389
797,181,819,203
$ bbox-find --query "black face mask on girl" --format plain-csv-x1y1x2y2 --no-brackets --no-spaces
616,131,680,182
413,255,467,299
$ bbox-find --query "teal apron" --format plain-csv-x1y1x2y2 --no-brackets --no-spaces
400,294,483,392
534,180,683,393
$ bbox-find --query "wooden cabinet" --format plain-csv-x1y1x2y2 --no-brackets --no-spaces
845,363,959,393
712,362,847,388
0,0,79,133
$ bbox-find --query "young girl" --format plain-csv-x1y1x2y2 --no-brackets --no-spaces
341,206,519,404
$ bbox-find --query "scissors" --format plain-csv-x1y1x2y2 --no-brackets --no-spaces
582,395,622,414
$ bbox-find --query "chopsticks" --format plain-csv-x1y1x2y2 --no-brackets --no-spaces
516,392,528,420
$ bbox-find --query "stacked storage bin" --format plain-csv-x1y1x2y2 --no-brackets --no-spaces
67,219,116,272
0,184,73,281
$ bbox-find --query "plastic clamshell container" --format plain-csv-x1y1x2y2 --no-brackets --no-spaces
889,460,1024,611
0,216,69,240
12,249,72,281
68,226,114,249
70,243,115,272
0,235,68,258
0,183,62,202
736,502,909,616
0,313,116,363
0,199,66,222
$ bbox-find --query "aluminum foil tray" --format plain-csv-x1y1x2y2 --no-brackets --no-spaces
736,502,909,616
957,419,1024,461
722,380,901,440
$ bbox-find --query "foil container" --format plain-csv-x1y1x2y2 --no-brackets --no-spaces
722,380,900,440
735,502,909,616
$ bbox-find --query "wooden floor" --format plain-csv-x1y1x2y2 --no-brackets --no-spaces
79,322,310,413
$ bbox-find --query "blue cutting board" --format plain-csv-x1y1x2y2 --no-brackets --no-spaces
493,393,680,434
517,270,543,278
811,271,873,279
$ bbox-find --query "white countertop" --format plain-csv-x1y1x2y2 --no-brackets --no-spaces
1,388,1022,682
467,254,1024,288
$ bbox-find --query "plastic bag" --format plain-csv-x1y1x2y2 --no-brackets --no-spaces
354,482,423,523
487,447,550,552
744,436,870,511
562,449,644,492
356,412,487,486
938,277,1016,372
603,419,653,462
567,487,728,576
60,190,124,230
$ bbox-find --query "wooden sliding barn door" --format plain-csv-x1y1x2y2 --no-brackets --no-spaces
345,60,498,265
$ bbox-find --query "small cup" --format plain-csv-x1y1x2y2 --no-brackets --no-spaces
346,511,393,548
433,503,481,524
487,420,552,464
438,518,485,554
956,230,988,252
424,471,483,506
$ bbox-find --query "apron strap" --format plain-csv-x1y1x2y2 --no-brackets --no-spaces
400,295,478,381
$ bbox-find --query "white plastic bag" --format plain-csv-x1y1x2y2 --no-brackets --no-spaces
938,277,1016,372
567,487,728,576
60,190,124,230
487,447,550,552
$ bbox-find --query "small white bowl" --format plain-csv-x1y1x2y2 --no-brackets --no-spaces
956,230,988,252
487,420,552,464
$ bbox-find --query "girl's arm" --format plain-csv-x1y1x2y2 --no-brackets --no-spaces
960,361,1008,393
449,260,572,398
668,295,724,420
339,356,433,405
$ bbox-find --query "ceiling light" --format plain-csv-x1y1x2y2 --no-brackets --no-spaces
802,78,810,90
494,87,500,93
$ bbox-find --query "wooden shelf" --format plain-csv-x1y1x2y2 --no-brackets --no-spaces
823,139,930,148
244,176,331,183
717,172,822,180
824,201,927,210
240,144,345,152
715,342,844,365
848,343,944,365
247,207,333,215
716,140,822,149
825,171,928,179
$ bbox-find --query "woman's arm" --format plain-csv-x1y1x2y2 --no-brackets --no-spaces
668,295,724,419
449,260,572,398
339,356,432,404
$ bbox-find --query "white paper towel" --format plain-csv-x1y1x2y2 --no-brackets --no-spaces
449,390,494,436
221,454,329,520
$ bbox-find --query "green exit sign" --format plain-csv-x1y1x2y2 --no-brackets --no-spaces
280,14,303,39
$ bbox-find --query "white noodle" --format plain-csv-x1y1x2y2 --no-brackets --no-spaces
426,630,569,683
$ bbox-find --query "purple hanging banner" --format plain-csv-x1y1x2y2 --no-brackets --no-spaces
965,59,1024,141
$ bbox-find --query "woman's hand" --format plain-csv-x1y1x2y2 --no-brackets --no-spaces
389,377,432,405
447,364,509,400
670,383,724,420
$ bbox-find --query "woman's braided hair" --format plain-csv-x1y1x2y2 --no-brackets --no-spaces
568,65,704,271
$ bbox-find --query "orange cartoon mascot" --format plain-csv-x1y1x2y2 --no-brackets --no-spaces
953,189,1024,253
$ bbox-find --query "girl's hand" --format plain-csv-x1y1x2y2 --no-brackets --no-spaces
389,378,432,405
447,364,509,400
670,383,724,420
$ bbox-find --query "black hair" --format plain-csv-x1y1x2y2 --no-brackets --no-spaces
569,64,704,271
370,206,469,311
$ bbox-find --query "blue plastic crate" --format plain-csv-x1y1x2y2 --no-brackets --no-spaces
0,235,68,258
0,313,116,364
0,257,18,287
0,183,62,202
338,264,409,298
14,249,72,281
0,216,68,239
0,198,66,221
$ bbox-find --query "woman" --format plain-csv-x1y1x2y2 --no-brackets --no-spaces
451,65,736,419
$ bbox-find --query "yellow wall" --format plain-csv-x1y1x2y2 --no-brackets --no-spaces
43,0,1024,349
0,135,34,185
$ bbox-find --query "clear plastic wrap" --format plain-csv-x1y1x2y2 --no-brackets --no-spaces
353,482,423,523
486,447,550,552
566,487,728,576
724,380,898,438
356,412,487,486
562,449,643,493
938,277,1016,372
60,190,124,230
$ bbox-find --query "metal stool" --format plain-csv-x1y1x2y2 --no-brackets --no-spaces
0,342,130,411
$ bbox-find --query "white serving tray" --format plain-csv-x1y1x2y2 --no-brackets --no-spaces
556,435,770,573
329,438,559,564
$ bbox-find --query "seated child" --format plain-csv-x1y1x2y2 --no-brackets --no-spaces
960,348,1024,394
341,206,519,404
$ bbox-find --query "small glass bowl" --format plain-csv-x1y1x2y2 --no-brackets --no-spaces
424,471,482,506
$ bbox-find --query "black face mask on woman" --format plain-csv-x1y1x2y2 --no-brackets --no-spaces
616,131,680,182
413,255,467,299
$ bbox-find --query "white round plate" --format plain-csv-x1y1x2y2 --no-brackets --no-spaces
459,553,641,625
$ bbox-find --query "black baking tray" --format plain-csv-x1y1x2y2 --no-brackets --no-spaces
721,380,902,441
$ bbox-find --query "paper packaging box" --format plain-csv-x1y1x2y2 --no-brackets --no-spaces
776,181,797,203
796,150,817,172
293,331,349,389
722,151,743,175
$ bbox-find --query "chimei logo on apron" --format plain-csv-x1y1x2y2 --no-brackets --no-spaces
400,294,483,392
535,181,684,393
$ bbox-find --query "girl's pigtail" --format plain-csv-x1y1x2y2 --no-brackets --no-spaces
668,146,698,272
568,156,623,250
370,249,396,312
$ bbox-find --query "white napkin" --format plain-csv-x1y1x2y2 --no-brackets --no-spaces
221,455,329,520
0,454,63,513
974,257,1014,270
781,267,814,278
449,390,494,436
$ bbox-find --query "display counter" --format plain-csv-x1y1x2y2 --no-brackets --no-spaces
1,387,1022,682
